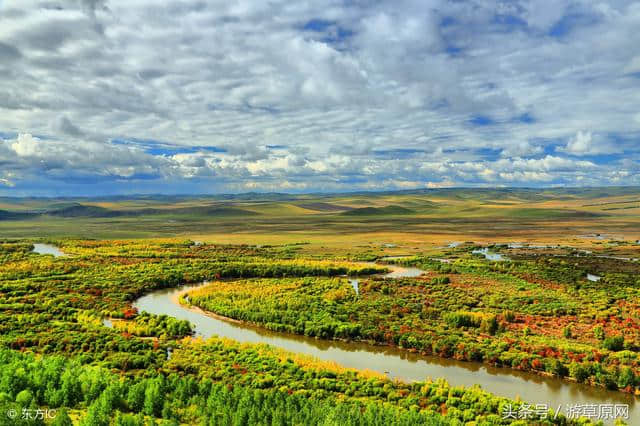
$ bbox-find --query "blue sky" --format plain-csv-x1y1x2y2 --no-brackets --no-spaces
0,0,639,196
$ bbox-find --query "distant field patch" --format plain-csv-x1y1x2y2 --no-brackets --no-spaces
173,206,260,216
506,208,603,219
298,202,352,212
46,204,121,218
342,205,414,216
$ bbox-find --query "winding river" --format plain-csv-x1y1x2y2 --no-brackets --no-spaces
134,263,636,423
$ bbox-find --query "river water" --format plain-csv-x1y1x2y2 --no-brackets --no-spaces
134,265,636,423
472,247,507,261
32,243,65,257
587,274,602,282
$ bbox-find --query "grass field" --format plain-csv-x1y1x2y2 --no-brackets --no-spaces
2,188,639,251
1,188,640,424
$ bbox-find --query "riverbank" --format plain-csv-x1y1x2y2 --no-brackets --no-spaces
134,280,636,424
6,238,637,424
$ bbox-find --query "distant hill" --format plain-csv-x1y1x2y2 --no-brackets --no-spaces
297,202,352,212
2,187,640,205
0,210,36,220
45,204,123,218
39,204,260,219
506,208,603,219
179,206,259,216
1,187,639,224
342,205,414,216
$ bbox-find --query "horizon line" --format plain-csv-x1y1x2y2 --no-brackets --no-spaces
1,185,639,200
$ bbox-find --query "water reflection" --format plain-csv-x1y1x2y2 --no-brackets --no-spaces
472,247,507,261
32,243,65,257
28,243,637,422
134,282,636,423
348,279,359,295
375,263,424,278
384,267,423,278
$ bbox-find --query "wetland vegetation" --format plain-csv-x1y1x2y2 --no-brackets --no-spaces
1,188,639,424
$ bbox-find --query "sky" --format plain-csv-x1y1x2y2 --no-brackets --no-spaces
0,0,639,196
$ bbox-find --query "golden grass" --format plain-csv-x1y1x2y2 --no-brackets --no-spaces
179,336,387,380
3,191,640,247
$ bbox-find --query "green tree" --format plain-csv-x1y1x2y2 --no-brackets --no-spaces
126,382,146,412
143,380,163,417
51,408,74,426
61,369,82,407
81,398,111,426
618,367,635,389
593,325,605,340
15,389,34,407
602,336,624,351
569,362,589,383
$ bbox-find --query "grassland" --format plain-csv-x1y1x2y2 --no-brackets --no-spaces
1,188,640,248
1,188,639,424
184,248,640,394
0,239,585,425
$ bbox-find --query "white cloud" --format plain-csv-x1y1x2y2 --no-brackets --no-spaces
564,131,595,155
426,180,455,188
4,133,172,180
559,131,624,156
522,0,569,31
11,133,42,157
499,171,553,182
0,0,638,194
500,141,543,158
623,56,640,74
0,177,15,187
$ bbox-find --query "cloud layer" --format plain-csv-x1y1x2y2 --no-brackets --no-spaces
0,0,639,195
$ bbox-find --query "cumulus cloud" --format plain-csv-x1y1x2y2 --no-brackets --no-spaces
11,133,42,157
559,131,624,156
563,131,595,155
3,133,171,181
0,0,638,194
500,141,543,158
